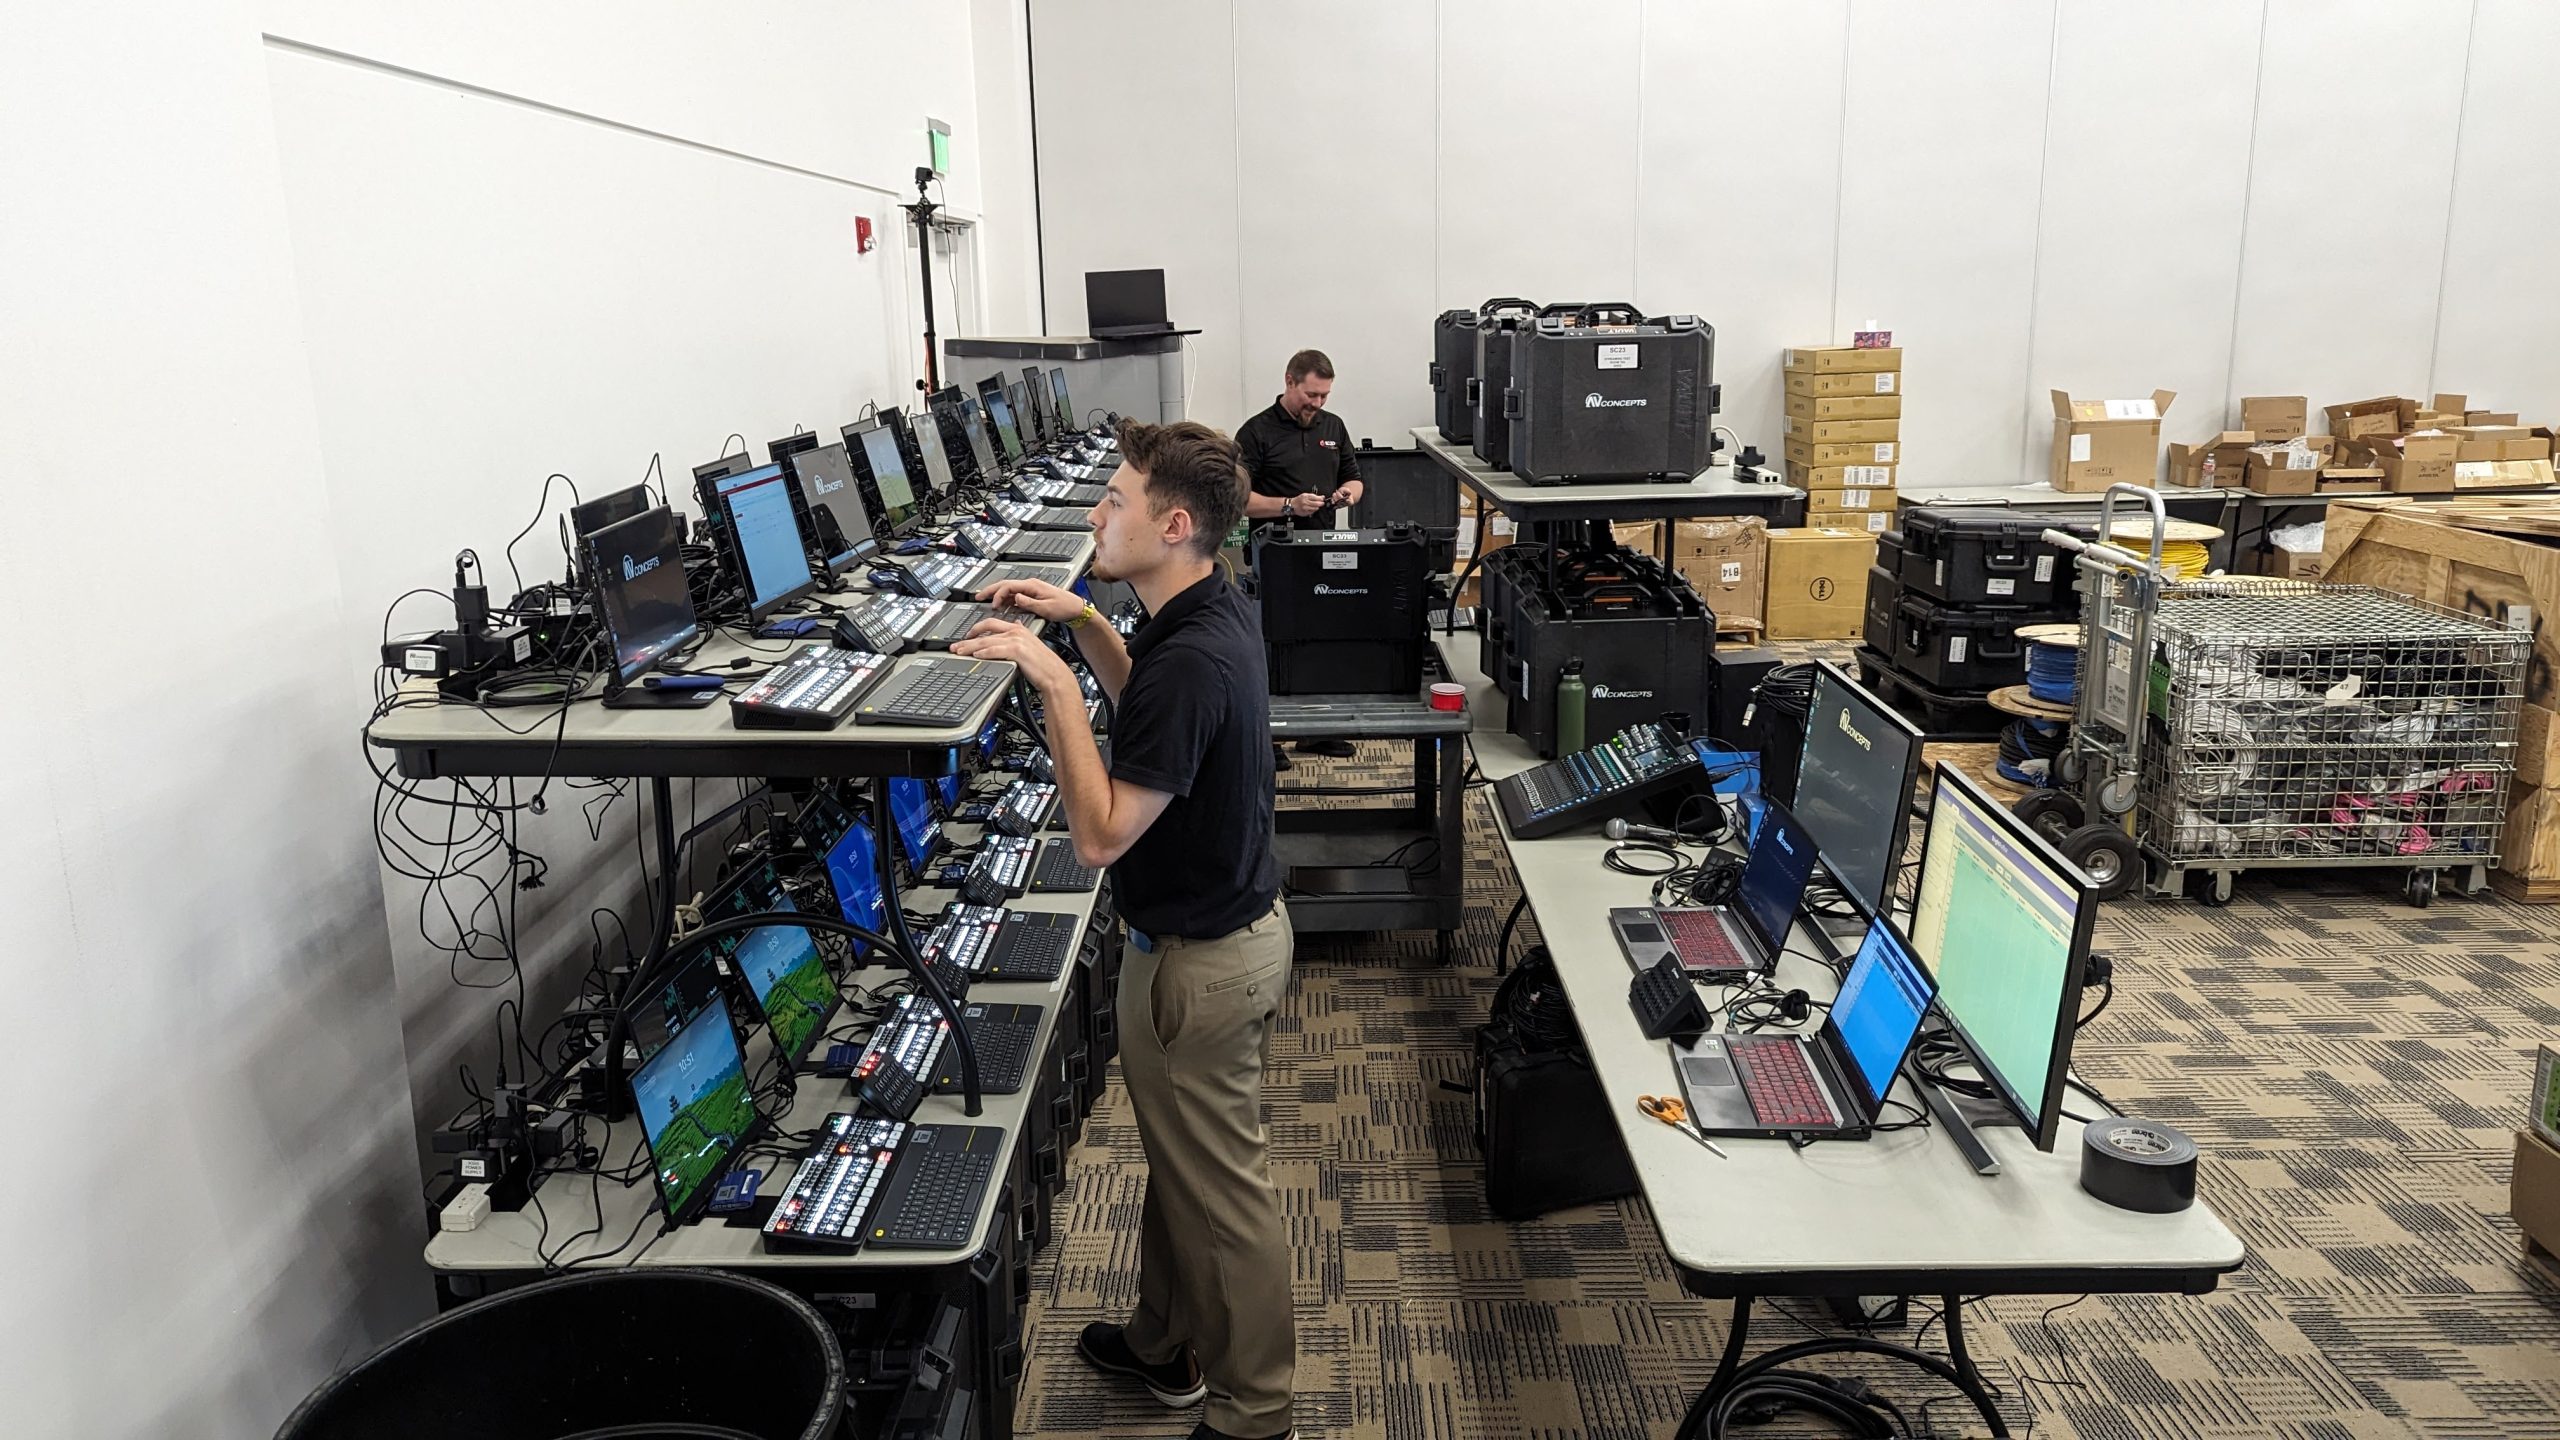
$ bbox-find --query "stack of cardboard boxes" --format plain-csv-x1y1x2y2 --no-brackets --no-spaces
1770,343,1898,639
1782,344,1901,534
2326,394,2555,496
1670,517,1768,638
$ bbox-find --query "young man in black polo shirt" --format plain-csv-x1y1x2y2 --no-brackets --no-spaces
1236,347,1364,764
953,421,1296,1440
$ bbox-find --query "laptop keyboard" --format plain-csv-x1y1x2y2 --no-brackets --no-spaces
1663,910,1748,974
1726,1035,1838,1130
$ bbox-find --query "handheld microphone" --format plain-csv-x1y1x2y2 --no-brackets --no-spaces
1604,818,1699,846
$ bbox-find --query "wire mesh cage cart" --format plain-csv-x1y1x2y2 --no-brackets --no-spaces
2129,580,2526,906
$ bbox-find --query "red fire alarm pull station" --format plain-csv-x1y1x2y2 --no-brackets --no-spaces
855,215,876,254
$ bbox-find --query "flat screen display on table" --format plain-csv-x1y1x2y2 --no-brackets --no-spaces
585,506,698,686
1822,918,1936,1114
1791,660,1924,916
631,993,758,1224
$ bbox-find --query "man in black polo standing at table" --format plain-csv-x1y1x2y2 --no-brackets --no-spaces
1236,347,1364,763
953,420,1297,1440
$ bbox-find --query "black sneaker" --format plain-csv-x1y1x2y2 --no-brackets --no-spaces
1078,1322,1206,1407
1294,738,1356,758
1271,741,1296,773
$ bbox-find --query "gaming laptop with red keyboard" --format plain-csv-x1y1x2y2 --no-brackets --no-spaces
1607,802,1818,981
1675,916,1936,1140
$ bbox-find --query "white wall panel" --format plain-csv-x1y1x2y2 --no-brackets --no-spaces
1031,1,1245,424
973,0,1046,334
1634,0,1850,466
1436,0,1645,314
260,1,985,207
1234,1,1437,435
1834,0,2056,490
2228,0,2471,410
2027,0,2262,463
2432,0,2560,416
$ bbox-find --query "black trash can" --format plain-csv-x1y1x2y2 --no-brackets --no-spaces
276,1269,845,1440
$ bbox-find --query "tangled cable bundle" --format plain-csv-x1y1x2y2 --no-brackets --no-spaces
1996,717,2069,786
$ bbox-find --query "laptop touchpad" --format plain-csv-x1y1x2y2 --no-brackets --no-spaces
1680,1054,1738,1089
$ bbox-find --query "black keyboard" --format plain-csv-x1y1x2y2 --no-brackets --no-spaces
856,654,1013,727
961,836,1035,904
1030,837,1099,893
850,994,948,1121
729,644,893,730
932,1001,1044,1094
1004,530,1086,562
990,779,1058,836
1493,723,1708,839
867,1123,1005,1250
762,1112,908,1250
1727,1035,1839,1129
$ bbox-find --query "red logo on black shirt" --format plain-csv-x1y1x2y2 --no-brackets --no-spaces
1319,439,1338,449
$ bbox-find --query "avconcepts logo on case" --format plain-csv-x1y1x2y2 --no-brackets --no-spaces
1591,683,1655,700
1311,584,1370,596
623,553,663,581
1584,392,1647,409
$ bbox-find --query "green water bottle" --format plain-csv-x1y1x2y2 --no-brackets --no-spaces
1557,657,1588,756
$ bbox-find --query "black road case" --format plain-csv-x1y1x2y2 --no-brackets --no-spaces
1504,307,1718,484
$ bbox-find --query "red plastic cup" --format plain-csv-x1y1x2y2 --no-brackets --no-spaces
1429,682,1466,712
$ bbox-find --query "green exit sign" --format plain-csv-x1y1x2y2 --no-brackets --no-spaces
927,119,952,177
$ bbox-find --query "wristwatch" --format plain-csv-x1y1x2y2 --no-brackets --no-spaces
1065,601,1097,631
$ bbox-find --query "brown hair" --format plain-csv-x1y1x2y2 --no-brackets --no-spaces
1285,349,1335,384
1114,419,1247,557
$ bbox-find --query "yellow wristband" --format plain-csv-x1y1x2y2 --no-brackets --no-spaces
1065,602,1096,631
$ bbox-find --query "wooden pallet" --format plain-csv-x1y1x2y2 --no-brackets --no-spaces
2490,870,2560,905
1715,617,1765,644
1921,741,2032,804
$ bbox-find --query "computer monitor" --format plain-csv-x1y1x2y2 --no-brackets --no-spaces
1791,660,1926,916
628,951,727,1063
767,431,821,470
957,397,1002,478
824,816,887,951
1011,379,1047,446
783,442,875,574
569,484,652,543
692,452,757,487
584,507,699,688
1085,268,1169,335
1047,367,1075,435
1734,802,1821,957
938,773,962,810
1824,917,1939,1119
985,388,1026,463
710,463,817,620
849,422,920,533
977,717,1003,762
630,991,761,1226
887,777,941,871
702,861,836,1066
1907,765,2096,1152
911,408,959,499
799,790,856,857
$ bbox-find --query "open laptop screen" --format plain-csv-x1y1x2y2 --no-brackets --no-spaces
1823,919,1936,1114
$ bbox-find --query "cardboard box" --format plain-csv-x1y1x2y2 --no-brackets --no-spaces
2240,396,2308,442
1785,438,1899,469
1785,462,1898,492
2261,547,2326,580
1785,368,1901,398
2324,396,2406,440
2050,389,2175,493
2454,428,2554,463
2456,458,2560,490
1783,391,1903,422
2167,431,2257,489
2373,433,2459,493
2316,466,2385,493
1806,507,1894,535
1811,485,1897,513
2514,1129,2560,1265
1452,490,1514,606
2470,411,2522,427
1783,344,1903,374
1783,414,1901,445
2246,437,2333,496
1764,528,1874,639
1610,519,1663,555
1670,516,1768,628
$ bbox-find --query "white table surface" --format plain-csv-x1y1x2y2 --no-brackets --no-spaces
1449,647,2245,1290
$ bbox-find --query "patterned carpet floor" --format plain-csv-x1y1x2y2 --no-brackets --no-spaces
1015,743,2560,1440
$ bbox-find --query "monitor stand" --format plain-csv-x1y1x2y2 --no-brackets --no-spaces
1909,1064,2010,1177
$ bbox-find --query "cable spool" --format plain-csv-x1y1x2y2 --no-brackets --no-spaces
2155,539,2211,580
1996,717,2069,786
2016,622,2082,706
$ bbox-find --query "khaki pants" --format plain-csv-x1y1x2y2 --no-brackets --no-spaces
1117,902,1296,1437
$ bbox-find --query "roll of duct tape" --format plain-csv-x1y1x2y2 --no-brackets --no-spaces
2079,1116,2200,1214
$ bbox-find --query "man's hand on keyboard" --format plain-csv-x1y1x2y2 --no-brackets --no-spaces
974,575,1081,621
950,620,1072,694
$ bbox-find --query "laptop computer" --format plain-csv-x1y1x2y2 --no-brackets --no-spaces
1675,917,1937,1140
1608,803,1818,982
1086,268,1175,339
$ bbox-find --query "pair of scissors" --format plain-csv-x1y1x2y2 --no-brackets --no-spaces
1639,1095,1728,1159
